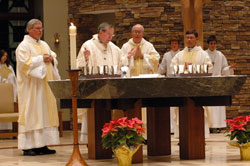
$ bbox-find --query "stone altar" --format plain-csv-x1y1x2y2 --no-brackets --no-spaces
49,75,246,161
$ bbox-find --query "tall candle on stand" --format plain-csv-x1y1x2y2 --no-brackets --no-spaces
69,23,77,69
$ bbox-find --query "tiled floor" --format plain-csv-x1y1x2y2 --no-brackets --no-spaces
0,131,249,166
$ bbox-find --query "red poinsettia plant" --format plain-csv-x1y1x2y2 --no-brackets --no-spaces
101,117,146,150
225,115,250,144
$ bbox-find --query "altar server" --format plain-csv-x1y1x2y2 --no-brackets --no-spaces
206,35,235,132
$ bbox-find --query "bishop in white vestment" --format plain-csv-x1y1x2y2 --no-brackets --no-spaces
16,19,60,156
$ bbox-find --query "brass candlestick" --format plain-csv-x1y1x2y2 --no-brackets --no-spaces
66,69,88,166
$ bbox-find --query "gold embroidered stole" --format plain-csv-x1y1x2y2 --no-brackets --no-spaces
130,44,143,76
182,50,199,64
31,42,58,127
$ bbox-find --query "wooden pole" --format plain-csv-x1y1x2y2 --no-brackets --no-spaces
66,70,88,166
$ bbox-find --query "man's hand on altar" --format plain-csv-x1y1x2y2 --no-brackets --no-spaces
84,47,90,61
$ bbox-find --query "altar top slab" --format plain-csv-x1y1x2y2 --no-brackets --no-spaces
49,75,246,100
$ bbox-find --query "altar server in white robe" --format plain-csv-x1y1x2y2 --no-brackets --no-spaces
77,22,127,142
0,49,17,130
206,35,235,132
170,29,213,138
16,19,60,156
121,24,160,76
158,36,180,133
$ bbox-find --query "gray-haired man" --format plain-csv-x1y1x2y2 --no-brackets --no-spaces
76,22,127,143
16,19,60,156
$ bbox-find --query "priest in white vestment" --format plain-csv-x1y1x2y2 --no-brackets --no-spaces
0,49,17,130
16,19,60,156
121,24,160,137
121,24,160,76
77,22,127,143
170,29,213,138
206,35,235,132
158,36,180,133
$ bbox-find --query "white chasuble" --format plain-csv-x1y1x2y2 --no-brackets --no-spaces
77,34,126,142
16,35,60,149
121,38,160,76
77,34,126,73
170,46,213,73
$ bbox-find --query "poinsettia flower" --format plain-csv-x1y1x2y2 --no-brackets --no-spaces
102,122,118,137
229,124,246,132
132,117,143,125
234,116,246,123
225,115,250,145
117,117,128,127
245,115,250,122
225,119,236,126
127,119,135,128
101,117,146,150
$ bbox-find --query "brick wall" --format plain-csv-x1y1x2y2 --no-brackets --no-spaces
68,0,250,118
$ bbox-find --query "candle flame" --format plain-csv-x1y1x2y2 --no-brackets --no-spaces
71,23,74,26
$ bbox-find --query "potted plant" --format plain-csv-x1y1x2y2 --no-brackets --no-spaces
225,115,250,160
101,117,146,166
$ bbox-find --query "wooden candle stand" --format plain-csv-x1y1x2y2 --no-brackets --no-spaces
66,69,88,166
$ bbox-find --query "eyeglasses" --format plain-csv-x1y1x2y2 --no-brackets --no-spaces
34,27,43,31
105,32,115,37
132,30,143,34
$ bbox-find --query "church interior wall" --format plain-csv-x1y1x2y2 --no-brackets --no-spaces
43,0,71,122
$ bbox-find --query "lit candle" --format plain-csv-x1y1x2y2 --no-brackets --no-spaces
69,23,77,69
